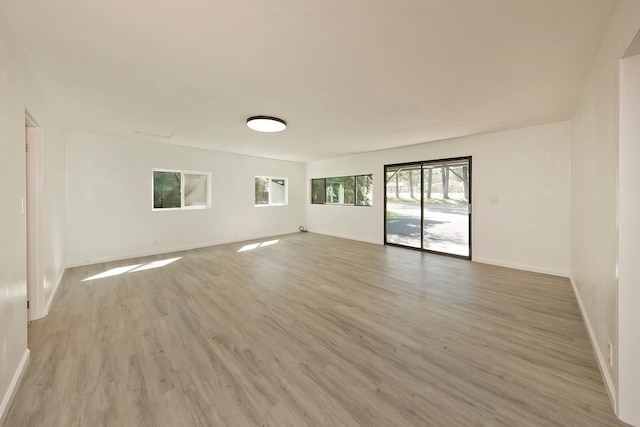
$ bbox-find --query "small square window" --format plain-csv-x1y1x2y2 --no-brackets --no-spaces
255,176,288,206
153,169,210,210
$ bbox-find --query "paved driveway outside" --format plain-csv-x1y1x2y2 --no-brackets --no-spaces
386,202,469,256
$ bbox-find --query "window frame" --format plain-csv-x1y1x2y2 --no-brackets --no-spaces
254,176,289,207
152,168,211,211
311,174,373,207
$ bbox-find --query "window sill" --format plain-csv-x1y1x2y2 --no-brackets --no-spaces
152,205,211,211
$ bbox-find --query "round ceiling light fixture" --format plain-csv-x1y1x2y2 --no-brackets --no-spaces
246,116,287,133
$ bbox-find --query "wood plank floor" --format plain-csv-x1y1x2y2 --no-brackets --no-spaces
4,233,626,426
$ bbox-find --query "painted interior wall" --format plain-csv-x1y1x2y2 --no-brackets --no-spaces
0,8,66,421
0,12,29,420
306,121,571,277
65,130,306,266
570,1,640,420
618,52,640,426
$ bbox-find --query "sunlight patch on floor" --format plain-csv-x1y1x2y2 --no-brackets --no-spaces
82,257,182,281
237,239,280,252
130,257,182,272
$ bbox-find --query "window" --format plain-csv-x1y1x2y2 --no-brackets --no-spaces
311,178,326,204
326,176,355,204
255,176,288,206
311,174,373,206
153,169,210,210
356,174,373,206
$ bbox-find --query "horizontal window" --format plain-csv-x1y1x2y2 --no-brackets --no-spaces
311,174,372,206
255,176,288,206
153,169,211,210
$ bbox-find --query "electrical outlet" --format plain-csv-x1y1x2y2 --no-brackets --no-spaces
489,197,499,205
607,341,613,367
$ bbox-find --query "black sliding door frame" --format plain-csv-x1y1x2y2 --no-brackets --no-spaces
384,156,472,260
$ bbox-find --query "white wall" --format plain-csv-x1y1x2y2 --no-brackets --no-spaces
0,7,66,422
0,11,29,421
618,52,640,426
65,130,306,266
307,121,571,277
570,1,640,421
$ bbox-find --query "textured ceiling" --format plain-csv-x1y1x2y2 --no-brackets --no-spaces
4,0,617,161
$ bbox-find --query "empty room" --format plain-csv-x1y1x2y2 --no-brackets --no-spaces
1,0,639,426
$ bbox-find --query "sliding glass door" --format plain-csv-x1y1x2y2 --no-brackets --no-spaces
385,164,422,248
385,157,471,259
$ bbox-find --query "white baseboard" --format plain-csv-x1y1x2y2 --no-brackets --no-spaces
472,258,569,278
0,349,30,425
65,230,301,268
570,277,617,413
46,267,65,314
308,230,380,245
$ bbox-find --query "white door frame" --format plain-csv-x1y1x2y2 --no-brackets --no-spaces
618,47,640,426
25,110,45,321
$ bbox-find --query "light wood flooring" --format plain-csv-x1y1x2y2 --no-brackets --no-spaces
4,233,626,426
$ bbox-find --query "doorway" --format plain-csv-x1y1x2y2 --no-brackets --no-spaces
25,111,44,322
384,156,471,259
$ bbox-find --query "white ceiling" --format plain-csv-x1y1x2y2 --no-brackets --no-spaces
4,0,617,162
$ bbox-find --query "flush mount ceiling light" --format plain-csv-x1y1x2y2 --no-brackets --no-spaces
246,116,287,133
